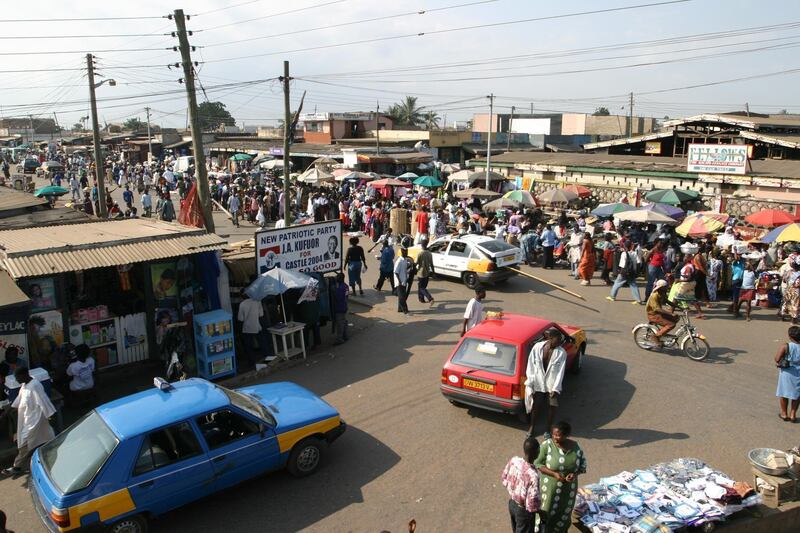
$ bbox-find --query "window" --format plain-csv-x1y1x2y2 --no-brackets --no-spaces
196,409,260,450
478,240,517,253
133,422,203,476
428,241,447,254
448,242,471,258
451,338,518,376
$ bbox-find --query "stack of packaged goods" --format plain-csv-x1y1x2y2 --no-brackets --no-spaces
574,458,761,532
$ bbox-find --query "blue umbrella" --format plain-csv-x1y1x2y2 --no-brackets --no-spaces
590,203,636,218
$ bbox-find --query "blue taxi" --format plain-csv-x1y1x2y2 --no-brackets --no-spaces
29,378,346,533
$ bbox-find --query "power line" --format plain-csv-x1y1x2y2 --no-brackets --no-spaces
201,0,691,63
0,33,171,39
0,15,166,22
198,0,349,32
193,0,266,16
0,46,176,56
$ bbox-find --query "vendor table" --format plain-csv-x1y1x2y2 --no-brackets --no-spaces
268,321,307,361
752,466,798,508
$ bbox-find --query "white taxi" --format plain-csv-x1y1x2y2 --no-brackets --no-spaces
407,234,523,289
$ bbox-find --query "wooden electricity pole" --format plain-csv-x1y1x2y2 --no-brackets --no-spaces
173,9,215,233
281,61,292,227
87,53,107,218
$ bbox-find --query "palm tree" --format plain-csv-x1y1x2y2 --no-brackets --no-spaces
423,111,440,130
388,96,424,127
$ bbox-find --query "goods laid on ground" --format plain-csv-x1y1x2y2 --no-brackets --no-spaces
574,458,761,532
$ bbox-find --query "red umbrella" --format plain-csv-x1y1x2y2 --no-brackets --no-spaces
562,184,591,198
744,208,799,228
371,178,408,187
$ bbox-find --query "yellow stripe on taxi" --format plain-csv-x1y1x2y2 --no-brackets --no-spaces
63,488,136,531
277,416,341,453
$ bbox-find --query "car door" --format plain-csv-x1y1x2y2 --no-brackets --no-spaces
445,241,472,277
196,408,282,492
427,241,449,276
127,421,215,515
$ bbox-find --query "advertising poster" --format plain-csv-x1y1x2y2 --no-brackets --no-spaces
644,141,662,155
255,220,343,274
0,302,29,361
28,310,63,367
687,143,748,175
19,277,56,312
151,262,178,307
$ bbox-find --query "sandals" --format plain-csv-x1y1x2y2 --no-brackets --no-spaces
780,414,789,422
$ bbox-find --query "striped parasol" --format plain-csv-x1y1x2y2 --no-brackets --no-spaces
675,213,726,237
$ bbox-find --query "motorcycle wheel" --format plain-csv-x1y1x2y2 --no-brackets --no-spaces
633,326,658,350
682,335,710,361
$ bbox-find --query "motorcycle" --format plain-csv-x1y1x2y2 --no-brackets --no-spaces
632,302,710,361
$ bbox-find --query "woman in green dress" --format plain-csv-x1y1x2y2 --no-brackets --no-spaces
534,421,587,533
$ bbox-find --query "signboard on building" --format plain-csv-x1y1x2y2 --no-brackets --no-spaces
687,143,748,175
255,220,343,275
644,141,661,155
299,112,373,122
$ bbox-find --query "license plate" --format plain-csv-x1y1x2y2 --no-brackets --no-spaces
463,378,495,393
498,255,515,266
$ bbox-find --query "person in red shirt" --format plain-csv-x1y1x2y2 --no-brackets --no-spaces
644,240,666,299
502,437,545,533
416,206,429,242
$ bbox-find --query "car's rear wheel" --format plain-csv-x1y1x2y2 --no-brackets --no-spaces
570,344,585,375
287,437,326,478
462,271,479,289
107,514,148,533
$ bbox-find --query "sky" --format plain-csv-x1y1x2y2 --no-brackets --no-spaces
2,0,800,130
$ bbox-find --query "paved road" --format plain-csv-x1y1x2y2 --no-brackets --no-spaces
3,176,797,531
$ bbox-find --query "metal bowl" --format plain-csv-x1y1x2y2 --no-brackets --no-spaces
748,448,790,476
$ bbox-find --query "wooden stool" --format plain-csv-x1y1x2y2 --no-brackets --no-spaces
751,466,798,508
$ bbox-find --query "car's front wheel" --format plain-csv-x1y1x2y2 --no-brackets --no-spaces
107,514,148,533
287,437,326,478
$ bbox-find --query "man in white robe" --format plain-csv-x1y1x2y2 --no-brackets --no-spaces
524,329,567,438
2,367,56,476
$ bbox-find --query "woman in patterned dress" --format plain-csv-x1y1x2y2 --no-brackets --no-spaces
534,421,587,533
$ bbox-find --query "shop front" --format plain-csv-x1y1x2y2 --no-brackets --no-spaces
0,219,227,381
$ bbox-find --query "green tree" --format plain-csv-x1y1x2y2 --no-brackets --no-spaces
198,101,236,131
72,122,84,132
388,96,424,127
423,110,440,130
592,106,610,116
123,117,146,131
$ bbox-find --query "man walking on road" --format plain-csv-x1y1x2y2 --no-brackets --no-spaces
540,224,557,269
228,191,241,227
501,437,545,533
237,290,270,367
394,247,411,314
2,367,56,477
415,238,435,305
462,287,486,336
374,241,396,293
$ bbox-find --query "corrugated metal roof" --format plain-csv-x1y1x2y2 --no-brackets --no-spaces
0,269,29,307
739,131,800,149
0,187,48,212
0,219,226,278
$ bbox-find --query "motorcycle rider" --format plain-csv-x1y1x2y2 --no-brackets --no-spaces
646,279,677,347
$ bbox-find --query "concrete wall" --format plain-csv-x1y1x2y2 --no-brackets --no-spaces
561,114,587,135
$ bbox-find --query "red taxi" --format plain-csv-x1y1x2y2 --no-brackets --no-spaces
440,314,586,420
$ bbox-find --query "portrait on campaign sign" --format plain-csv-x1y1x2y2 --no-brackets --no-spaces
255,220,343,274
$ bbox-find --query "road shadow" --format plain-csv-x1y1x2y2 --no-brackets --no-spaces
152,426,400,533
700,345,747,365
461,353,689,448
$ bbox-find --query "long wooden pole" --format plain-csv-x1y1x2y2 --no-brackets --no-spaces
506,266,585,300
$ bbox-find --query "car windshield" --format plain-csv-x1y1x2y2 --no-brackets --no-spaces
217,385,276,426
478,239,517,253
451,338,517,375
40,412,118,494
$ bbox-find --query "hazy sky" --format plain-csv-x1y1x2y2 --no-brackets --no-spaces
2,0,800,130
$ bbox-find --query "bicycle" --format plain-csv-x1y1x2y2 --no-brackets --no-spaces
632,299,710,361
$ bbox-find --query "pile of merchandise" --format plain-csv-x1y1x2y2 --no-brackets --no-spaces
574,458,761,532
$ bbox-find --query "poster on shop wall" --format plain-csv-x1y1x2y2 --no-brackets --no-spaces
0,303,29,361
28,309,64,368
18,277,57,313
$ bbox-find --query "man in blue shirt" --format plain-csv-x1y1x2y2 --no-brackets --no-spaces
729,252,745,312
540,224,557,269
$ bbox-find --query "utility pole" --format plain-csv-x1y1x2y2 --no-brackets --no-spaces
530,102,534,115
485,93,494,190
375,100,381,154
52,112,60,140
628,91,634,137
507,105,515,152
87,54,107,218
173,9,215,233
745,102,750,117
145,106,153,163
281,60,292,227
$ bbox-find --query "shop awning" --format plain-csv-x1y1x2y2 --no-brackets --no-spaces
0,219,227,279
0,270,30,307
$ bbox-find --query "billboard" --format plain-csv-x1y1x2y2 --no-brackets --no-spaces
687,143,748,175
644,141,661,155
255,220,343,275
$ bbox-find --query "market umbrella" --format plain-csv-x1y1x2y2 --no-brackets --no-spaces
229,153,253,161
537,188,578,205
398,171,418,180
502,190,536,207
453,187,501,200
642,203,685,220
562,184,592,198
675,213,726,237
371,178,409,187
311,156,338,166
696,211,730,224
644,188,700,205
483,197,521,211
413,175,444,188
34,185,69,197
449,169,506,185
744,208,799,228
590,202,636,218
761,223,800,243
332,168,352,177
441,163,461,173
244,267,318,323
336,171,374,182
615,209,678,225
298,167,334,184
261,159,292,169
